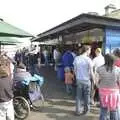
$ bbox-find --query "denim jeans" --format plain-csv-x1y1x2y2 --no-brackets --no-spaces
76,82,91,113
66,84,72,94
99,107,119,120
29,64,39,76
44,56,49,66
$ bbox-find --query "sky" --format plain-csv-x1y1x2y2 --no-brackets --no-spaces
0,0,120,36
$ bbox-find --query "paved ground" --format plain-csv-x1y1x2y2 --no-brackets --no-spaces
24,66,99,120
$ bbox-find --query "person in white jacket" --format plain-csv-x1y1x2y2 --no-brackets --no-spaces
91,48,105,105
93,48,105,72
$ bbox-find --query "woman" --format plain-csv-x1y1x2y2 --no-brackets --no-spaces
113,48,120,67
96,54,120,120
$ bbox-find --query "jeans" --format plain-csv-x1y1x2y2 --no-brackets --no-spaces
66,84,72,94
99,107,119,120
29,64,39,76
76,82,91,113
0,100,14,120
54,59,58,71
44,56,49,66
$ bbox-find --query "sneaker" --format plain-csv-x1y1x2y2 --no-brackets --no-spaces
74,111,83,116
83,110,90,115
83,107,90,115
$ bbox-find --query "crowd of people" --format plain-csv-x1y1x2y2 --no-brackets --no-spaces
14,45,120,120
0,44,120,120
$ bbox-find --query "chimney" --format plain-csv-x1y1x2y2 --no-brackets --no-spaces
105,4,116,15
87,12,99,16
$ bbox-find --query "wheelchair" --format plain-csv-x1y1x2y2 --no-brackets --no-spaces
13,76,44,119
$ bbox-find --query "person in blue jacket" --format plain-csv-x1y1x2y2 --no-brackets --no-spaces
62,49,74,68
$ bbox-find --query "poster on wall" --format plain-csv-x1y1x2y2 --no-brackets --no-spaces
105,28,120,54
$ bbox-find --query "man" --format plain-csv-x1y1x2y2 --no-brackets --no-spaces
28,53,35,75
0,55,14,120
43,48,49,66
73,45,95,115
53,48,61,71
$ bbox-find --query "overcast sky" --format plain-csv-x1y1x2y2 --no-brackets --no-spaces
0,0,120,36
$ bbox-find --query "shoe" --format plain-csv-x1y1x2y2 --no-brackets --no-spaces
74,111,82,116
83,110,90,115
83,107,90,115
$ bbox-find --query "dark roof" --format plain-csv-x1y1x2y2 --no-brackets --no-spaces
33,13,120,42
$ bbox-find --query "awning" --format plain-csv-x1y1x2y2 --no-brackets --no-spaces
0,37,22,45
0,19,33,37
33,14,120,42
0,42,16,45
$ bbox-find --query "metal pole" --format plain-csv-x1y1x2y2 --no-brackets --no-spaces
0,41,1,54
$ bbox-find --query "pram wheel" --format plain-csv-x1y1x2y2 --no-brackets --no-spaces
31,93,44,111
14,96,30,119
29,82,44,111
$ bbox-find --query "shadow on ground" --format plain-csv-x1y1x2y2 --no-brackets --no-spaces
47,100,74,107
46,113,98,120
39,66,73,100
26,66,99,120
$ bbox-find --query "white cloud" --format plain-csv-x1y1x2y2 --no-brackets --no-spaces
0,0,120,35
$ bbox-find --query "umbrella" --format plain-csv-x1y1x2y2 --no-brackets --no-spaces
0,19,33,37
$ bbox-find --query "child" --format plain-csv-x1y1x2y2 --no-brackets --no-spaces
64,67,74,94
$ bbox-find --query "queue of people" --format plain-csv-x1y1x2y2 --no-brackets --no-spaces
54,45,120,120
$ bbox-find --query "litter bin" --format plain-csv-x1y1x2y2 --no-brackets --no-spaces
57,64,64,81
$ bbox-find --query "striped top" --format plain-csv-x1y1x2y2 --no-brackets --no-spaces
97,66,120,88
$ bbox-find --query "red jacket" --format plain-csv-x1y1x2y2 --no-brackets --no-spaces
114,59,120,67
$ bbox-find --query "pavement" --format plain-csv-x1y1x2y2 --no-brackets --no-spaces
17,66,99,120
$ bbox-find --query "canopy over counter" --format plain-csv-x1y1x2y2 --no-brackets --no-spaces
32,14,120,53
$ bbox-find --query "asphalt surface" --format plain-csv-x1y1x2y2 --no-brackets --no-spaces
17,66,99,120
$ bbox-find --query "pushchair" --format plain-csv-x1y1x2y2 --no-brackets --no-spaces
13,74,44,119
